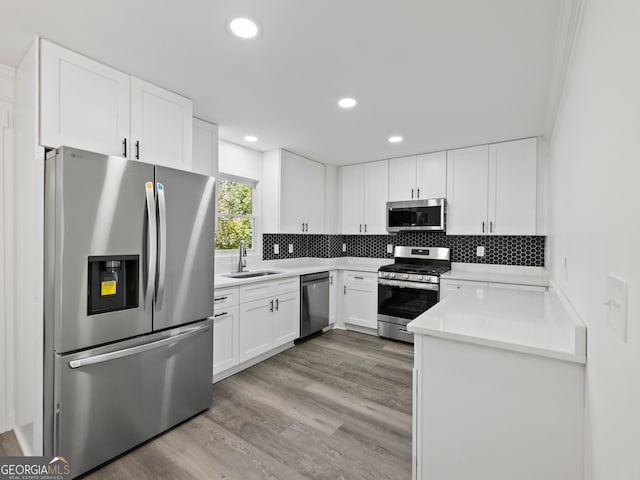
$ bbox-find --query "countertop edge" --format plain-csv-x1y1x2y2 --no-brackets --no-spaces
214,263,380,288
407,324,586,364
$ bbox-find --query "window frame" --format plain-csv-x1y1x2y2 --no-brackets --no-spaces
215,174,258,253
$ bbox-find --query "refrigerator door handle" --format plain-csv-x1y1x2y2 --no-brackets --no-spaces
68,324,211,369
156,182,167,310
144,181,157,311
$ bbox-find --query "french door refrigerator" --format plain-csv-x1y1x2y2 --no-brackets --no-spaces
43,147,216,477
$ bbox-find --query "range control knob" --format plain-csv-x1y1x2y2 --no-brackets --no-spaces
417,275,424,281
402,274,409,279
389,273,396,278
381,272,388,278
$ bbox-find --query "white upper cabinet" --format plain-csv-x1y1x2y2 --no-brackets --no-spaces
340,160,389,234
130,77,192,169
262,149,325,234
488,138,537,235
192,118,218,177
446,145,489,235
40,40,194,172
340,163,365,234
388,155,417,201
417,152,447,199
388,152,446,201
40,40,130,157
363,160,389,234
446,138,537,235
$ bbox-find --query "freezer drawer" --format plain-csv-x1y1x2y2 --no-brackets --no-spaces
53,320,213,477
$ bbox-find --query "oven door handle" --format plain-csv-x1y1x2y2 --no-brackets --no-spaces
377,279,440,291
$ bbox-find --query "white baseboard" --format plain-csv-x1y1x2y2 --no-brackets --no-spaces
213,342,294,383
344,323,378,337
13,423,33,456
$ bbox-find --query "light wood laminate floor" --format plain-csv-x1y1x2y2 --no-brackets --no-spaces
1,330,413,479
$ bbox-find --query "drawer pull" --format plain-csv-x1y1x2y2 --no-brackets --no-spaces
214,311,228,318
354,276,364,280
214,296,228,302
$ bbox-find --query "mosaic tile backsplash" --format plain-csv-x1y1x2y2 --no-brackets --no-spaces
263,232,545,266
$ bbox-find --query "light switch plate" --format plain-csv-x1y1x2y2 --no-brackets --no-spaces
387,244,394,254
476,246,485,257
273,244,279,254
605,274,627,342
288,244,294,254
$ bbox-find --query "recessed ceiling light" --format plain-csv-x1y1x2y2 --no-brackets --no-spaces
338,97,357,109
229,17,259,39
388,136,403,143
244,135,258,142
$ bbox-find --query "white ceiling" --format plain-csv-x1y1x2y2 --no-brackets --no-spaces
0,0,562,165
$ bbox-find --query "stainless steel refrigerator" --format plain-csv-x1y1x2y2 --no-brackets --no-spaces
43,147,215,477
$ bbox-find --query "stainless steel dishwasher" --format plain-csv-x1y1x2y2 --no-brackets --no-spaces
299,271,330,340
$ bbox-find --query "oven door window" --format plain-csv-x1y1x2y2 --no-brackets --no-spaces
378,284,439,320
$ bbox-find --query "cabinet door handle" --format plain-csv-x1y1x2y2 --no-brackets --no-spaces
330,275,333,285
135,140,140,160
302,222,305,232
482,221,485,233
275,298,279,311
122,138,127,158
411,188,414,199
344,285,347,295
417,188,420,199
359,224,362,233
490,221,493,233
364,224,367,233
305,223,308,232
269,299,274,312
213,311,228,318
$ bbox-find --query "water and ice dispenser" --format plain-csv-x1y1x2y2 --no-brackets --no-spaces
87,255,139,315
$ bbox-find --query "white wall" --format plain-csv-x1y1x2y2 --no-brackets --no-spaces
548,0,640,478
12,39,44,456
0,64,15,434
218,140,261,181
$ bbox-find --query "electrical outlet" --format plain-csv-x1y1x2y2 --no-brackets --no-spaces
342,243,346,252
476,246,485,257
387,244,394,254
273,244,279,254
288,244,293,254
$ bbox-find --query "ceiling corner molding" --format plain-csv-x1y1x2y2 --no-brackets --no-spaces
543,0,588,139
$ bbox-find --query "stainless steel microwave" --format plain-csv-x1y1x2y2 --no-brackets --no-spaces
386,198,446,232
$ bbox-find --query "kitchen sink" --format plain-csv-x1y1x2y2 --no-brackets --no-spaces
222,271,280,279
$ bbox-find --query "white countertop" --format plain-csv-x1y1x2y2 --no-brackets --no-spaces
407,286,586,364
440,263,548,287
214,261,381,288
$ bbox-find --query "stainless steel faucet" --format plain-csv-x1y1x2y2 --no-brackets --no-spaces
237,240,247,272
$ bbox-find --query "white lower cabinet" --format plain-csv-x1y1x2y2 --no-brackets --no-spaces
212,287,240,378
213,276,301,372
342,271,378,329
328,270,338,325
212,306,239,375
239,298,274,362
272,291,301,345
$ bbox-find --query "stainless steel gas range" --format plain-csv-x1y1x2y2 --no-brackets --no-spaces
377,246,451,343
